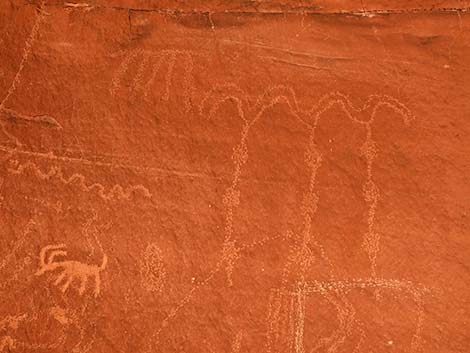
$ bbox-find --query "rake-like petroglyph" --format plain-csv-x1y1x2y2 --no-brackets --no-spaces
111,49,197,111
36,244,108,297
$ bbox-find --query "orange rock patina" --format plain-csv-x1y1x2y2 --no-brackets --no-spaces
0,1,469,352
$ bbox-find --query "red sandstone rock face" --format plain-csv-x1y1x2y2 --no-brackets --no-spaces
1,1,470,353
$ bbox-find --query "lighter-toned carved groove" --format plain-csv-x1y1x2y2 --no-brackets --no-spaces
7,160,152,201
36,244,108,297
149,87,414,350
140,242,167,293
0,1,48,147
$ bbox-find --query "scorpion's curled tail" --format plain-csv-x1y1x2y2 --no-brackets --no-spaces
38,244,66,268
100,254,108,270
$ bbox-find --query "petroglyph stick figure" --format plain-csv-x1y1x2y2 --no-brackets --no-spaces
147,87,415,351
36,244,107,297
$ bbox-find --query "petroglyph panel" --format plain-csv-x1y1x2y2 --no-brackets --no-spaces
0,1,469,353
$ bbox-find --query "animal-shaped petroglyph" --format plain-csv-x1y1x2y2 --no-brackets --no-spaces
7,159,152,201
36,244,107,297
111,49,197,111
140,242,166,293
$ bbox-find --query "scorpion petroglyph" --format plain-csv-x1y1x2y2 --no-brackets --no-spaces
36,244,107,297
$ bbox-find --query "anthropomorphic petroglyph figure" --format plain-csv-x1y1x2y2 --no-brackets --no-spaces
146,87,419,352
36,244,107,297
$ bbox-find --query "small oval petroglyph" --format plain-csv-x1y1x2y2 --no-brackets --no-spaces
140,242,166,293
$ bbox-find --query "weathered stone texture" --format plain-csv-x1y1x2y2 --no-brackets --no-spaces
0,1,469,352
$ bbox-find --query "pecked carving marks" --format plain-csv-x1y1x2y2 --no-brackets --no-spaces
110,49,197,112
199,84,314,286
201,85,415,285
0,314,27,353
266,278,429,353
147,87,416,348
0,219,37,273
231,331,243,353
0,336,14,352
357,95,414,278
7,160,152,201
36,244,108,297
140,242,167,293
0,1,49,146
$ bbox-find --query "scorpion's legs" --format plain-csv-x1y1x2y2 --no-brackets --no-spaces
61,274,74,293
94,273,101,297
79,275,88,296
54,271,67,286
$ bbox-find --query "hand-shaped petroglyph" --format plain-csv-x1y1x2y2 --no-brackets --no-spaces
36,244,107,297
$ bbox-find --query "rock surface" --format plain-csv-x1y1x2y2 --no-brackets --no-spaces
0,1,469,352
